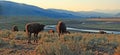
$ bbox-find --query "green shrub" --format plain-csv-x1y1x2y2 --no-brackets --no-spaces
9,40,16,48
86,37,119,55
0,39,7,46
64,36,71,41
73,36,82,42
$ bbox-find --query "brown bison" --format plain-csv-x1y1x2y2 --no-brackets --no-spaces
12,25,18,32
56,21,67,36
99,30,106,34
25,23,45,43
48,29,55,33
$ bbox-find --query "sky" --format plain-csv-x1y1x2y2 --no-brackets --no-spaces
4,0,120,11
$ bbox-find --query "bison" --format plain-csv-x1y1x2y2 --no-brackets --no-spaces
25,23,45,43
48,29,55,33
99,30,106,34
56,21,67,36
12,25,18,32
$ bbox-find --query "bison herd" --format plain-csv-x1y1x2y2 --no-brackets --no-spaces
12,21,70,44
11,21,106,44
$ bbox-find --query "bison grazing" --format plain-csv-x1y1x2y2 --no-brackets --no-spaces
12,25,18,32
48,29,55,33
56,21,67,36
25,23,45,43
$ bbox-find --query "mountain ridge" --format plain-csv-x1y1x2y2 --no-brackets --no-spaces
0,1,79,18
0,1,120,18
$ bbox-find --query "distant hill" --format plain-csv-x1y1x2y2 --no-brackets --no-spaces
48,9,114,18
94,9,120,14
0,1,78,18
0,1,119,18
115,13,120,17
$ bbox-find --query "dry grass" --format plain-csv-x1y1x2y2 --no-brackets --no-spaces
0,30,119,55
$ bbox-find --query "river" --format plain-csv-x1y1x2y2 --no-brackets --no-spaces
44,25,120,34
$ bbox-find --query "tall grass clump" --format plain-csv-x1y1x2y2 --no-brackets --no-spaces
0,30,11,38
14,31,27,40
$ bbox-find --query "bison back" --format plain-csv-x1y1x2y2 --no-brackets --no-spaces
25,23,45,33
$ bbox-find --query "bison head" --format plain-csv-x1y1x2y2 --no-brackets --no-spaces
39,24,45,31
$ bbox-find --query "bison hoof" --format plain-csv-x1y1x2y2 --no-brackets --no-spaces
28,42,32,44
34,40,38,43
36,41,38,43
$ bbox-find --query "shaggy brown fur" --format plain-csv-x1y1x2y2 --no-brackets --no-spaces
25,23,45,43
48,29,55,33
12,25,18,32
56,21,67,36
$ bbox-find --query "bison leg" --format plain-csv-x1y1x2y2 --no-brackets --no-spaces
34,33,38,43
58,31,62,37
58,33,60,36
28,33,32,44
34,33,36,42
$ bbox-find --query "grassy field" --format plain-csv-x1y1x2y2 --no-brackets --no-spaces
0,16,120,55
0,30,120,55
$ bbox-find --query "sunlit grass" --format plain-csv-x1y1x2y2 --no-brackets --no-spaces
0,30,119,55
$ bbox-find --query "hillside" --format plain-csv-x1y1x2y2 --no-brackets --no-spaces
48,9,113,18
0,1,119,18
0,1,78,18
